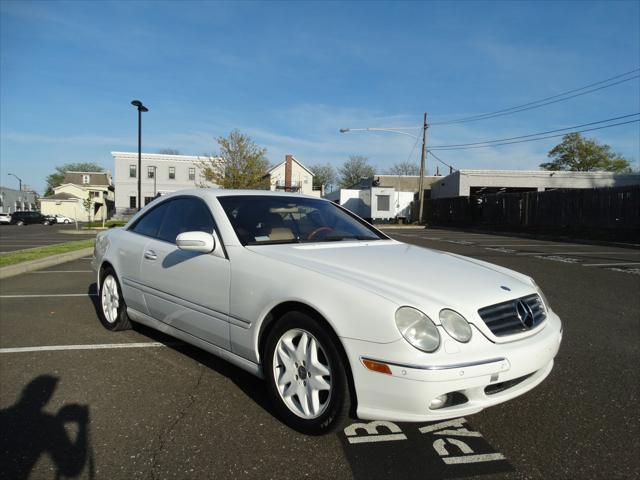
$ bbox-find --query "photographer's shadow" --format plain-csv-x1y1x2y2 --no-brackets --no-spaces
0,375,92,479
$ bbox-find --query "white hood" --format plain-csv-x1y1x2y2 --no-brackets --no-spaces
247,240,536,322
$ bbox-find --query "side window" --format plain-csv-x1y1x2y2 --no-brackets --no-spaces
157,197,214,244
130,202,169,238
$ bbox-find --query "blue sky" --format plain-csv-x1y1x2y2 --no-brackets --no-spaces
1,0,639,194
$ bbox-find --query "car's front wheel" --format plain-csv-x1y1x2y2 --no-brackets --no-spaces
64,219,70,224
98,269,132,331
264,311,351,435
16,220,24,226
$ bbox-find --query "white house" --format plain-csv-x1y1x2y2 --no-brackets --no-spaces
430,170,640,199
40,171,114,222
266,155,320,197
112,151,219,215
324,175,439,222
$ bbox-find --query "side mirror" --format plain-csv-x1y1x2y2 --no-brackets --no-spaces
176,231,215,253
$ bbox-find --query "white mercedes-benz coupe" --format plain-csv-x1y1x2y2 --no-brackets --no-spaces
92,189,562,434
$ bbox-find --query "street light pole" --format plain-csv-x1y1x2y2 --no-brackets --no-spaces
131,100,148,212
8,173,22,192
418,112,428,223
340,115,430,223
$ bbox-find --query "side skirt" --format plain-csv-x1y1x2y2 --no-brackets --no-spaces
127,307,264,379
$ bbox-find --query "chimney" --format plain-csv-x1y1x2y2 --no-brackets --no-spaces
285,155,293,191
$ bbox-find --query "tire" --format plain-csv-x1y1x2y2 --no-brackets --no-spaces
264,311,351,435
43,221,50,226
98,268,132,331
16,220,24,226
64,219,70,224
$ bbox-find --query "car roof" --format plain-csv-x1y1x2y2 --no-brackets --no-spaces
162,188,328,201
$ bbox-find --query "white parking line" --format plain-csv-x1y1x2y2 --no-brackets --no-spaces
516,252,640,256
480,244,590,247
582,262,640,267
0,294,98,298
28,270,93,274
0,342,173,354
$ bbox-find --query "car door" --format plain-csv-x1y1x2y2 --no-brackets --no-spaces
139,196,231,350
120,202,170,314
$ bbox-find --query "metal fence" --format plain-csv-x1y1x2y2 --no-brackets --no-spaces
424,185,640,233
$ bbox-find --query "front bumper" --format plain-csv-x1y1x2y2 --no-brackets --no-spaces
341,311,562,422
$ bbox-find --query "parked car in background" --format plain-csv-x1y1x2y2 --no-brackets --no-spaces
92,189,562,434
0,213,11,224
10,211,55,226
53,214,74,224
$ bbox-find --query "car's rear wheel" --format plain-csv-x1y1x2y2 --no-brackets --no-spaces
16,220,24,226
99,268,132,331
264,311,350,435
64,219,70,224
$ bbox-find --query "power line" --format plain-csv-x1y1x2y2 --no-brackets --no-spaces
428,150,456,171
429,119,639,151
430,68,640,126
430,113,639,148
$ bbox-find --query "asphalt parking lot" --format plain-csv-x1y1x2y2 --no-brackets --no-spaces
0,223,85,253
0,228,638,479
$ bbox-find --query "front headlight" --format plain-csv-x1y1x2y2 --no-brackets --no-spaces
531,279,551,310
439,309,472,343
395,307,440,353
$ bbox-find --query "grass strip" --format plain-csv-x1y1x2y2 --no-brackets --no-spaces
0,239,94,268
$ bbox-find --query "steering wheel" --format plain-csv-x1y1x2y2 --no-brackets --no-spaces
307,226,334,241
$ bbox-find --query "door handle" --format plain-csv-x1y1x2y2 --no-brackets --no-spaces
144,250,157,260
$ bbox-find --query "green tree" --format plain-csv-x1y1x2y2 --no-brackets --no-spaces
199,130,270,189
158,148,181,155
339,155,375,188
308,163,337,192
82,192,93,224
45,162,104,196
385,161,420,176
540,133,631,172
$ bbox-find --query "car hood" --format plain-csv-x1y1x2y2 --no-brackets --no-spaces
246,239,536,320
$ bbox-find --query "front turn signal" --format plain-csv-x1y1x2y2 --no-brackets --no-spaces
362,359,392,375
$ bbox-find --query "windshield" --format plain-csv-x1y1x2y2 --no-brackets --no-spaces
218,195,387,245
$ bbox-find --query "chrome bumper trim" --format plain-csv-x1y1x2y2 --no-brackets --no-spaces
361,356,506,371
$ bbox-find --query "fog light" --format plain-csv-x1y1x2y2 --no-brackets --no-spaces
429,394,448,410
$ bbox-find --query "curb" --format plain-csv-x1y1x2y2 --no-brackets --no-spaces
58,229,100,235
0,248,94,280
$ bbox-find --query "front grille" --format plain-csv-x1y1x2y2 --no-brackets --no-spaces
484,372,535,395
478,294,546,337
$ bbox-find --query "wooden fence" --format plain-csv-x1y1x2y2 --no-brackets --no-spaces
424,185,640,235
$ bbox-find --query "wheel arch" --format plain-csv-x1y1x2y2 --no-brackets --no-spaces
98,260,116,290
257,301,358,417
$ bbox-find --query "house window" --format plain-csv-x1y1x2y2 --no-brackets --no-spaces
189,167,195,181
144,196,154,206
130,196,137,209
92,191,100,198
83,175,90,184
377,195,390,212
129,165,137,178
148,166,155,179
169,167,175,179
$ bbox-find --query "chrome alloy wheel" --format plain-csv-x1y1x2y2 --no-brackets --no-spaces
101,275,120,324
272,328,332,419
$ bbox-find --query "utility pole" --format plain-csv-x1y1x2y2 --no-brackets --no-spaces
418,112,428,223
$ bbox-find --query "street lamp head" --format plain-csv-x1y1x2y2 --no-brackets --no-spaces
339,128,350,133
131,100,148,112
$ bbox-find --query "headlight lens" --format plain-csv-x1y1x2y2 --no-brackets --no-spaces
395,307,440,353
439,309,472,343
531,279,551,310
